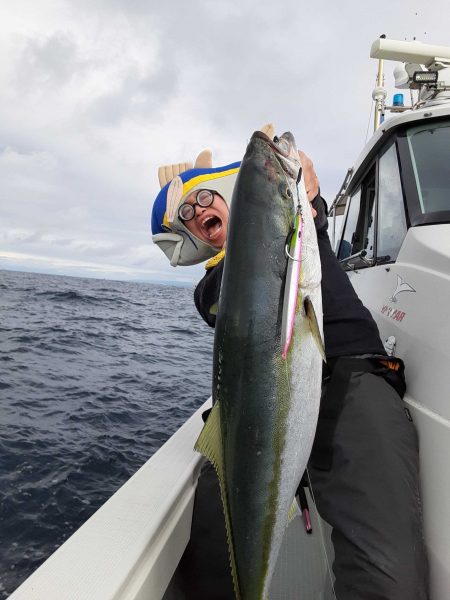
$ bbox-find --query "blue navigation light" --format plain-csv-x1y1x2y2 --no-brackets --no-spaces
393,93,404,107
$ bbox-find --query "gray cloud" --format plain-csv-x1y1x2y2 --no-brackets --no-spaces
14,32,84,92
1,0,449,282
87,58,179,126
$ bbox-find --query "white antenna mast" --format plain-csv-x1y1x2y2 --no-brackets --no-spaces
372,34,387,132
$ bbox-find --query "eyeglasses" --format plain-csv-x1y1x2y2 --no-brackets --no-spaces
178,189,215,222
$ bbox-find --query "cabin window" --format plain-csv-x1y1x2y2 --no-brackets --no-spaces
377,143,407,262
338,188,360,260
338,166,376,267
355,167,376,260
407,120,450,214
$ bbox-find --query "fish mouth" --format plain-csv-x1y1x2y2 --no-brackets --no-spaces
200,214,223,241
252,130,296,158
253,130,300,181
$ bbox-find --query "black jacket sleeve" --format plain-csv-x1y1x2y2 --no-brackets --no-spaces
194,260,224,328
312,195,386,358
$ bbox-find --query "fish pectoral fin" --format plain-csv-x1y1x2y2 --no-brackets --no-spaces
304,296,326,362
194,404,241,599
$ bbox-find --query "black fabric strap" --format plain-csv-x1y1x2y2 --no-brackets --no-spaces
311,356,406,471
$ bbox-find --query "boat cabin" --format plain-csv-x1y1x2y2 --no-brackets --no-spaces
330,38,450,599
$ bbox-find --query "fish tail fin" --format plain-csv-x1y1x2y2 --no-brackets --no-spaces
194,402,241,599
304,296,326,362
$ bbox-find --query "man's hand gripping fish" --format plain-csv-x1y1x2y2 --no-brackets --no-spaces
195,130,325,600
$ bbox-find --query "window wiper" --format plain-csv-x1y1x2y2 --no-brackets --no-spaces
340,250,375,269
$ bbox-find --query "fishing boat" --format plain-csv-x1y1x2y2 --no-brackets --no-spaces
9,37,450,599
327,36,450,600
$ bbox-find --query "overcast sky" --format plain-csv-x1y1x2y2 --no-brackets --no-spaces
0,1,448,285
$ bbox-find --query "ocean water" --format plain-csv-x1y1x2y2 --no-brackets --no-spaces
0,269,213,598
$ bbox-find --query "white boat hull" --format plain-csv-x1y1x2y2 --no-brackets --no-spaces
346,225,450,598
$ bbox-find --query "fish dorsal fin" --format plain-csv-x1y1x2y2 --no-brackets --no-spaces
304,296,326,362
194,402,241,599
158,162,193,188
194,149,213,169
157,148,214,189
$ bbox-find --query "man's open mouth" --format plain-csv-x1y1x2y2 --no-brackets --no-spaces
201,215,222,240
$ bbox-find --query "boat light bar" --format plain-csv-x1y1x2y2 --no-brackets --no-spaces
413,71,438,84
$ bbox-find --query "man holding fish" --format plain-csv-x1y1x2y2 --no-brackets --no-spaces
151,127,428,599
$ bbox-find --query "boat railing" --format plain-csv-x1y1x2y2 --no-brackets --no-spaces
9,399,211,600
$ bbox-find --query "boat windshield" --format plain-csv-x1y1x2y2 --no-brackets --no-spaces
407,119,450,218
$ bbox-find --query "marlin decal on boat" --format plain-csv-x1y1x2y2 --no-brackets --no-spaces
390,275,416,303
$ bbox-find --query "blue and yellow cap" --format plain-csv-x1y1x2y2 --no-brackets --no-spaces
151,161,240,266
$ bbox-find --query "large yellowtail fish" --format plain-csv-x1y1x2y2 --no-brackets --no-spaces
195,130,324,599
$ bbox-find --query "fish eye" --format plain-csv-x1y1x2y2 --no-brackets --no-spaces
273,135,279,143
286,187,292,198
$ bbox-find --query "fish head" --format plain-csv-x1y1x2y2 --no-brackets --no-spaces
247,130,302,201
273,131,301,180
248,130,321,295
246,129,297,185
